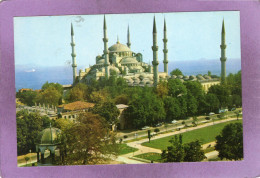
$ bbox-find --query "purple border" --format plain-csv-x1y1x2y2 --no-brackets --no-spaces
1,0,260,178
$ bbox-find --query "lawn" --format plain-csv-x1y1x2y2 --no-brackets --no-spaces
142,120,242,150
118,144,138,155
134,152,163,163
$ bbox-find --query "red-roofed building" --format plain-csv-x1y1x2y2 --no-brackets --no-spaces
57,101,95,121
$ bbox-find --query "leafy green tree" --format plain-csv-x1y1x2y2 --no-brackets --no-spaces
114,94,129,105
156,81,169,98
215,122,243,160
24,156,30,166
90,89,110,104
92,101,120,126
183,140,206,162
168,79,187,98
58,112,118,165
205,93,220,113
124,92,165,128
186,92,198,117
208,84,231,108
161,135,185,162
42,82,63,94
161,135,206,162
163,97,181,122
184,81,204,100
170,68,183,76
36,87,62,106
16,110,43,155
17,90,38,106
67,83,88,102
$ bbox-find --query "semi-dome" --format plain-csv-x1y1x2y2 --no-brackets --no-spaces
96,59,105,65
121,57,138,64
109,42,131,52
38,127,61,145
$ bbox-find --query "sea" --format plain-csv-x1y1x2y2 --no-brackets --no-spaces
15,58,241,91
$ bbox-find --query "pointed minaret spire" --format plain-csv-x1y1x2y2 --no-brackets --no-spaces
117,35,120,44
222,19,225,34
103,15,107,30
127,25,131,48
71,23,77,84
220,18,227,84
103,15,110,78
164,18,167,31
153,16,157,33
152,16,159,86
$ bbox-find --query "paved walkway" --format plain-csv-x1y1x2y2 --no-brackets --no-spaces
117,117,241,164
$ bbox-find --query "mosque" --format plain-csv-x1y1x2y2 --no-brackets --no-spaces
69,16,227,89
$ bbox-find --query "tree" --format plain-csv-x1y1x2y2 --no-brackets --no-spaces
124,92,165,128
90,89,110,104
42,82,63,94
161,135,185,162
16,110,44,155
168,79,187,98
36,87,62,106
17,90,38,106
59,112,118,165
183,140,206,162
66,83,88,102
114,94,129,105
156,81,169,98
205,93,220,113
163,97,181,122
161,135,206,162
215,123,243,160
170,68,183,76
92,101,120,126
24,156,30,166
208,84,231,108
186,92,198,117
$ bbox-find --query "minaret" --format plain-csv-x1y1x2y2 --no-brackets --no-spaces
163,18,168,74
127,25,131,48
71,23,77,84
152,16,159,86
103,15,110,78
220,19,227,84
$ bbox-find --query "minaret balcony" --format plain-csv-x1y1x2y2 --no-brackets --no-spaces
220,44,226,49
152,61,159,66
70,42,75,46
220,57,227,61
163,49,168,53
72,64,77,67
163,60,168,64
71,53,76,57
103,38,108,42
152,46,158,51
103,50,109,54
163,39,168,43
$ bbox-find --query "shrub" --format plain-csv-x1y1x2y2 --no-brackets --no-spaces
123,135,128,139
154,128,160,133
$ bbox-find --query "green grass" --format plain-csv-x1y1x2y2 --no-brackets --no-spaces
118,144,138,155
142,120,242,150
203,146,215,153
134,152,163,163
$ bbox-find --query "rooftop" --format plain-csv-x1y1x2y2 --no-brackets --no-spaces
59,101,95,111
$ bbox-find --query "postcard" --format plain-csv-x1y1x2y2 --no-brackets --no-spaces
1,0,260,178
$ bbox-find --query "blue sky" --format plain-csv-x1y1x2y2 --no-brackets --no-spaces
14,11,241,69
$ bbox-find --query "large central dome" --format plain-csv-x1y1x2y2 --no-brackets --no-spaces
109,41,131,52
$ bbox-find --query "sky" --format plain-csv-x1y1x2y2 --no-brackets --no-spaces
14,11,241,70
